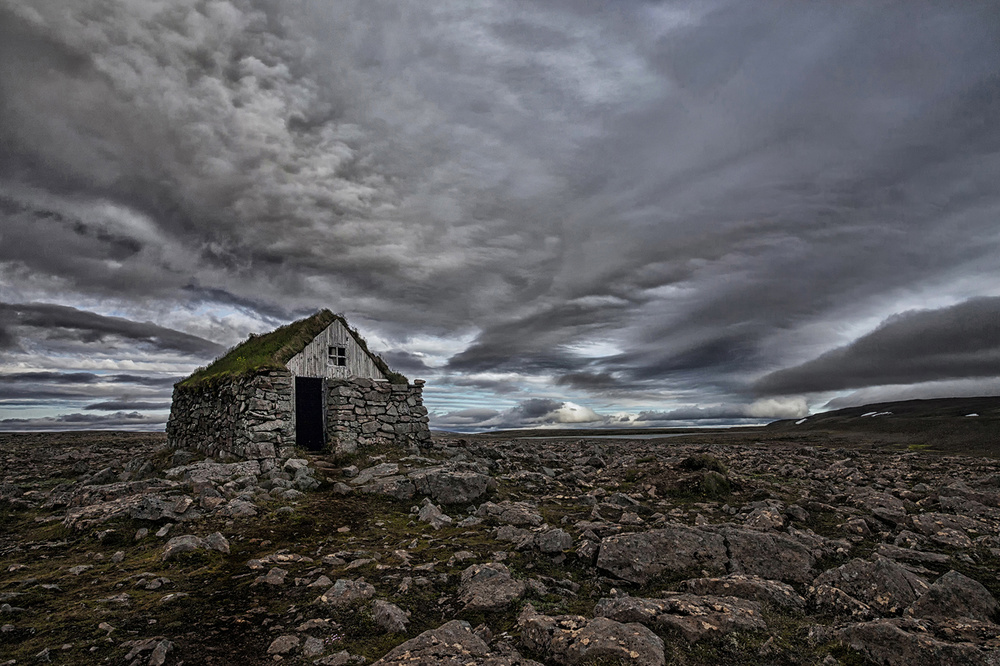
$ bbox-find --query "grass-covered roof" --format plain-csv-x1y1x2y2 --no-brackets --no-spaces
178,309,406,388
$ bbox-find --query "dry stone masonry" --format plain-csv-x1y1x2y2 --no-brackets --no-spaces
166,370,292,461
167,371,430,460
326,378,431,453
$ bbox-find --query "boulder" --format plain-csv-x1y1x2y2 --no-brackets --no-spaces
722,527,815,584
839,618,997,666
597,524,727,584
372,600,410,634
812,556,929,615
350,463,400,486
268,635,300,655
595,594,766,643
410,467,495,504
534,528,573,553
162,535,204,561
361,476,416,500
908,571,999,623
203,532,230,554
678,574,806,610
315,578,376,606
373,620,542,665
477,501,544,527
518,604,665,666
417,499,453,530
458,563,526,612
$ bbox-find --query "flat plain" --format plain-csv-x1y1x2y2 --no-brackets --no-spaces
3,397,1000,665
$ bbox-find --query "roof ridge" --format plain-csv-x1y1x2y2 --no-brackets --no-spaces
176,309,406,389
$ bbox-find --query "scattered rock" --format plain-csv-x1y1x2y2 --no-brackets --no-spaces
373,619,542,665
417,499,453,529
908,570,999,623
162,535,205,561
595,593,766,643
410,467,495,504
678,574,806,610
596,524,727,584
458,563,526,612
267,634,300,655
812,556,929,615
315,578,376,606
518,604,665,666
372,600,410,633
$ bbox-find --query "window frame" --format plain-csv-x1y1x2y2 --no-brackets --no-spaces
328,345,347,367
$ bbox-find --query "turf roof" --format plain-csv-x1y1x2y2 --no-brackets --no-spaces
178,309,406,388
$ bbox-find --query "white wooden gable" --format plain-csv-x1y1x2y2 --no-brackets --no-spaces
285,319,387,380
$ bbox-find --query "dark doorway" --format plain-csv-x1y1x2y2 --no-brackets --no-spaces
295,377,325,451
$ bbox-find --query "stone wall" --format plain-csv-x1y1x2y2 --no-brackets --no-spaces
326,378,432,453
166,370,293,461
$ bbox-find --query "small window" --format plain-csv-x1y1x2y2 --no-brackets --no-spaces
328,345,347,367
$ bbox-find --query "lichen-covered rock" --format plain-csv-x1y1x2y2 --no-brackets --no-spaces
361,475,416,500
518,604,665,666
372,600,410,634
678,574,806,610
315,578,376,606
417,499,453,529
812,556,929,615
838,618,999,666
373,620,542,666
908,571,999,623
410,467,495,504
722,527,816,584
810,584,876,620
534,528,573,553
477,501,544,527
458,563,526,612
597,524,727,584
595,594,766,643
162,535,204,561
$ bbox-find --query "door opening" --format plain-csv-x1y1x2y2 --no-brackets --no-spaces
295,376,325,451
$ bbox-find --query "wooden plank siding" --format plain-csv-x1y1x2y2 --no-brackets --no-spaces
285,320,387,380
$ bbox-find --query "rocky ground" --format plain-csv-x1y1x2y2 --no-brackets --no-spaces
3,430,1000,665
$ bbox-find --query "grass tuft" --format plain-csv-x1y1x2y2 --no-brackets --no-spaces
177,310,407,389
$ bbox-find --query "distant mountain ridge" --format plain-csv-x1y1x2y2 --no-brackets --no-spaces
770,396,1000,426
767,396,1000,456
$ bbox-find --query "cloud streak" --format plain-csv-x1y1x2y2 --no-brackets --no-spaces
756,298,1000,395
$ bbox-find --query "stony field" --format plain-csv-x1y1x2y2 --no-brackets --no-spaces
3,429,1000,665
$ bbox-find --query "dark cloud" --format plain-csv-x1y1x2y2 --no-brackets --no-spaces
0,303,223,355
1,1,999,427
555,372,621,391
84,401,171,411
513,398,566,421
756,297,1000,395
0,372,179,386
0,411,166,432
379,351,433,377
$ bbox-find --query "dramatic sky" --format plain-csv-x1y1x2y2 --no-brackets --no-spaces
2,1,999,431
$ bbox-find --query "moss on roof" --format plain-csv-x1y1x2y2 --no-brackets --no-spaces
177,309,407,389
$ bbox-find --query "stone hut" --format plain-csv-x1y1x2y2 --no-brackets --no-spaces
166,310,431,460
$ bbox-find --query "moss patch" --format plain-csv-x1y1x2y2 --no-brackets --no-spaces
178,310,407,389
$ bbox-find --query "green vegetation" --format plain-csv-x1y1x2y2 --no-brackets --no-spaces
178,309,407,388
679,454,728,475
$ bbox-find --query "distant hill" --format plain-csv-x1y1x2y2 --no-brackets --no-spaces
767,396,1000,456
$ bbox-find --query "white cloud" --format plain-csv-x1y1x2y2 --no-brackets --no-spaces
747,397,809,419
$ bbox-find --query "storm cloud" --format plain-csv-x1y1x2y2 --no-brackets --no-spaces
1,1,999,428
756,298,1000,395
0,303,223,355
